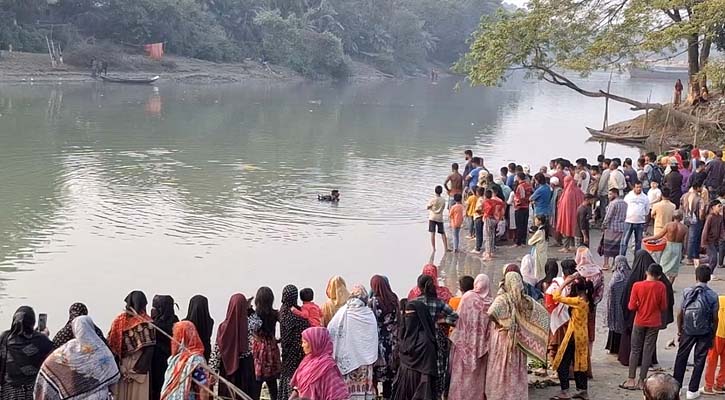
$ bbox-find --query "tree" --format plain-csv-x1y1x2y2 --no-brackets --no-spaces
460,0,725,129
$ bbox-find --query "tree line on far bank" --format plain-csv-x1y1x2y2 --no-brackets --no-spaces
0,0,503,79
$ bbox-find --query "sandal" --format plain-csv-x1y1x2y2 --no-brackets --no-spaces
618,382,640,391
550,393,572,400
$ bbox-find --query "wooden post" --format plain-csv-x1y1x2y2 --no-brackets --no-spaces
660,107,671,154
45,36,56,68
641,91,652,136
603,72,612,131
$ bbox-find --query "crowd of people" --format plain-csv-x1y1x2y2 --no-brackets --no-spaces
6,146,725,400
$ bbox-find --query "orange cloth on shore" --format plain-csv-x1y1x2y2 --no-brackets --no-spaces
145,43,164,60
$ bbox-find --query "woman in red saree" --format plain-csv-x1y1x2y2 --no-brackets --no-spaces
556,176,585,252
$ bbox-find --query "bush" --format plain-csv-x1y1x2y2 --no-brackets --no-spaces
0,23,80,53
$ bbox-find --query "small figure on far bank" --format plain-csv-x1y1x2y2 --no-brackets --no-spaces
427,185,450,252
430,69,439,82
674,79,684,106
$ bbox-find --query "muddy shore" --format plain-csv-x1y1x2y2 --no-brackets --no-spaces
0,51,394,84
437,229,717,400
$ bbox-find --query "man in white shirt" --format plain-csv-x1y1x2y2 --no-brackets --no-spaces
609,160,627,196
620,181,651,256
427,185,450,252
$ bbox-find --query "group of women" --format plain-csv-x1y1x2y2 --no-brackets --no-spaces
0,252,611,400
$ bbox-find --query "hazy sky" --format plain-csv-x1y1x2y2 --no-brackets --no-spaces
504,0,527,7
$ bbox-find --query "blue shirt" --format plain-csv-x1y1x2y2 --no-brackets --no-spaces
530,184,552,216
506,174,516,189
468,167,482,189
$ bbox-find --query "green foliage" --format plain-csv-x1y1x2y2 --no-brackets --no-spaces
703,59,725,94
1,0,503,77
255,9,349,78
461,0,725,87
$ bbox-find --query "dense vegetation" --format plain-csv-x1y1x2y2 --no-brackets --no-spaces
0,0,502,78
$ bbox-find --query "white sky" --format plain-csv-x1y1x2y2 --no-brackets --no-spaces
503,0,527,7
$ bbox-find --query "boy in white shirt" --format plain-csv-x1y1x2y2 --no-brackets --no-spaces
648,180,662,206
427,185,450,252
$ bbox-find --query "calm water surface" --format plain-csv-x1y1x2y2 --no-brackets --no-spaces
0,75,671,330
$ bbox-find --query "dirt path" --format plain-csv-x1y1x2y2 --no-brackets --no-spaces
435,228,716,400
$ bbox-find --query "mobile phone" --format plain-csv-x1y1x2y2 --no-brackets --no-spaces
37,313,47,332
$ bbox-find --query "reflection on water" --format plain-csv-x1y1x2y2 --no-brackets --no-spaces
0,76,671,329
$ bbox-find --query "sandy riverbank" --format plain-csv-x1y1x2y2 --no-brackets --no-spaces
0,51,395,84
440,229,717,400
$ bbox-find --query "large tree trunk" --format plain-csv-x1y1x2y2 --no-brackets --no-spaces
699,36,712,90
687,33,701,103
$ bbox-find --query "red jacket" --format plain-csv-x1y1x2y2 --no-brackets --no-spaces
514,181,533,210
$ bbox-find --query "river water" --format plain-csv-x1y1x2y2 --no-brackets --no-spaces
0,74,673,331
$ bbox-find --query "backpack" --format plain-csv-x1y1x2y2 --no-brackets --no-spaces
683,286,713,336
649,163,664,185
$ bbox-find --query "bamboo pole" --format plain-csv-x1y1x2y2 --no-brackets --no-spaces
45,36,56,68
659,107,671,154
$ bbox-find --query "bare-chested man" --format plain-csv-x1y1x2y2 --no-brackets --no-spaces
444,163,464,208
644,210,687,283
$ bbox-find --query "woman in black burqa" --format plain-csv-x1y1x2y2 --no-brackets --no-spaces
184,295,214,361
150,295,179,400
391,300,438,400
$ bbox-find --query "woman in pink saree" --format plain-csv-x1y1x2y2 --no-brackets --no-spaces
448,274,493,400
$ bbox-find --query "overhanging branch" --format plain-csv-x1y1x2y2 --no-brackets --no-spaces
526,64,722,131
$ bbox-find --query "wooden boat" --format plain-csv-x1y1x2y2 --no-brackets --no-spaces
586,127,649,144
99,75,159,84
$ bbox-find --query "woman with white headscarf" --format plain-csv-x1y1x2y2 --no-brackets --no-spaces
449,274,493,400
35,316,120,400
328,284,379,400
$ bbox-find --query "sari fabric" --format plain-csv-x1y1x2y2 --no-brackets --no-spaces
322,276,351,327
556,176,585,237
160,321,207,400
449,274,493,400
488,272,549,363
108,291,155,358
291,327,349,400
407,264,453,302
35,316,119,400
607,256,631,334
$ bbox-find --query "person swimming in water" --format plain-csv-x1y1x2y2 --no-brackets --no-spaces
318,190,340,202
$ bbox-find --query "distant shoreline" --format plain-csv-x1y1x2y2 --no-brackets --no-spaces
0,51,399,85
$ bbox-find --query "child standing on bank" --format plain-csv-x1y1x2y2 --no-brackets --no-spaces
576,194,596,247
465,190,479,239
427,185,450,252
449,194,465,252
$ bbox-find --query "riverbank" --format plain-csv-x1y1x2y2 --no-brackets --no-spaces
0,51,396,84
597,94,725,151
442,230,717,400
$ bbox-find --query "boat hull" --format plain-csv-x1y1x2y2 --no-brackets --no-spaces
99,75,160,84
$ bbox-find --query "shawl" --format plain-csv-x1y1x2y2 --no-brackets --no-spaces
291,327,349,400
160,321,207,400
521,254,537,286
488,272,549,363
0,306,53,386
51,303,106,350
184,295,214,360
556,176,585,237
34,316,119,400
107,291,154,358
574,247,605,304
216,293,249,376
398,301,437,375
450,274,492,368
546,277,570,333
328,285,379,375
407,264,453,302
322,276,350,326
607,256,631,333
370,275,398,315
